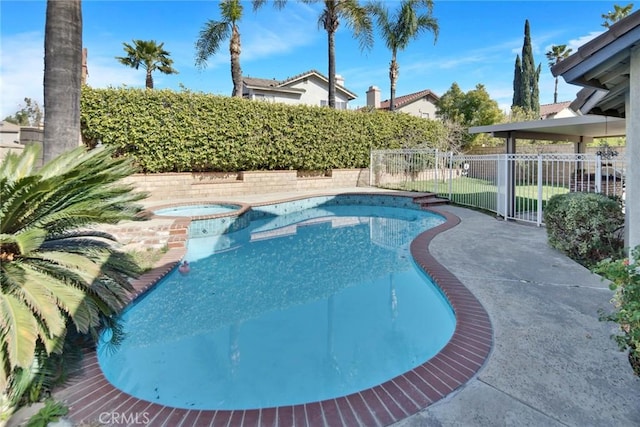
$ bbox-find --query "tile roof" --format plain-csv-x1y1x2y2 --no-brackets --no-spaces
242,69,357,98
379,89,439,110
539,101,573,118
242,76,280,88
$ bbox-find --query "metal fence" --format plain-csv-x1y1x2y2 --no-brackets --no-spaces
370,149,626,226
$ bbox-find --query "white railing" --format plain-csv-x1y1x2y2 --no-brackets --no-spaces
370,149,626,226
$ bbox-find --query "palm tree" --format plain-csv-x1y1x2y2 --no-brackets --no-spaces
253,0,373,109
195,0,245,97
309,0,374,108
116,39,178,89
602,3,634,28
43,0,83,164
546,44,573,103
0,144,147,400
370,0,438,111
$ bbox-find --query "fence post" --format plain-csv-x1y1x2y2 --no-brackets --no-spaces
504,155,509,221
595,154,602,193
537,154,543,226
369,150,373,186
434,149,439,195
448,152,454,200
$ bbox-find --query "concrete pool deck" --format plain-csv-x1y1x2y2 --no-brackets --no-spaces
397,203,640,426
37,188,640,426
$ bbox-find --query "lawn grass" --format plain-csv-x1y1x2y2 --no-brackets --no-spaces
383,177,570,213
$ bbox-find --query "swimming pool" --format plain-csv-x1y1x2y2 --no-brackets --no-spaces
98,199,456,410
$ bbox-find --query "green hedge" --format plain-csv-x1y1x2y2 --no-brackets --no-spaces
544,192,625,266
81,87,450,173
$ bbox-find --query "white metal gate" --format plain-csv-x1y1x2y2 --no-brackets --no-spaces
370,149,626,225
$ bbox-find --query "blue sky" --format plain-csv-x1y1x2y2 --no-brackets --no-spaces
0,1,623,119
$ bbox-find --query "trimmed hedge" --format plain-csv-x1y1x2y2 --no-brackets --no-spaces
81,87,450,173
544,192,625,266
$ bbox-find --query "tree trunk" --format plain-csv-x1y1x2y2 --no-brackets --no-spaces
146,69,154,89
553,76,559,104
389,53,399,112
230,24,243,98
327,29,336,108
44,0,83,163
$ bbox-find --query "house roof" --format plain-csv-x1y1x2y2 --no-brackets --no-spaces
0,120,20,133
551,10,640,118
379,89,439,110
242,69,358,100
539,101,573,118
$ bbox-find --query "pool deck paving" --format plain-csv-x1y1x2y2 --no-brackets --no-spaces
26,188,640,426
395,203,640,427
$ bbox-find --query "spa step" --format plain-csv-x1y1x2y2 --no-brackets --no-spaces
413,193,450,208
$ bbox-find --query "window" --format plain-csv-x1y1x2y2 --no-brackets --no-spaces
255,94,275,102
320,100,347,110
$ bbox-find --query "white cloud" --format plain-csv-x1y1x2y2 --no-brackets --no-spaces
0,31,45,118
541,30,603,62
84,53,141,89
566,31,603,53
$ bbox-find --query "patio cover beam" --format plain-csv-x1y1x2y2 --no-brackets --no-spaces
469,115,626,152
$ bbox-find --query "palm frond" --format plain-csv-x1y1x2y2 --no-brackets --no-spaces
195,20,231,69
5,270,67,338
0,144,41,181
338,0,374,52
0,293,38,370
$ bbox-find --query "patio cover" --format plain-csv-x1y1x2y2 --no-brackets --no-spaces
470,10,639,252
469,114,626,145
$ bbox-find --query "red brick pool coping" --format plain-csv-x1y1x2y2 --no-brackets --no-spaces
54,195,493,427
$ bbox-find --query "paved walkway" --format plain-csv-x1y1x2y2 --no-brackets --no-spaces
397,204,640,426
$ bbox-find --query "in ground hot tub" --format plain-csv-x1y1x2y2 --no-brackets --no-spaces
150,201,252,237
153,203,243,218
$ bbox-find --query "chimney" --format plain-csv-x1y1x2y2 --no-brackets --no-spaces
335,74,345,87
367,86,380,108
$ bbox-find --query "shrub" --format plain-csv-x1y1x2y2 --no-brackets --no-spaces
0,144,145,404
26,399,69,427
595,247,640,376
544,192,624,266
81,87,452,173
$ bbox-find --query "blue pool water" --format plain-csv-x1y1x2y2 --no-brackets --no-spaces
98,203,456,410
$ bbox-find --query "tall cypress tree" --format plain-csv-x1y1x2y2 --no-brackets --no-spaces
531,62,541,114
512,55,522,108
511,19,540,116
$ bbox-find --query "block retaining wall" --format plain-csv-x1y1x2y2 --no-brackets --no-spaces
123,168,370,201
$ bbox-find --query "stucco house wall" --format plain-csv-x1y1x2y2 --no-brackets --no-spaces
243,70,357,110
365,86,439,119
394,98,438,119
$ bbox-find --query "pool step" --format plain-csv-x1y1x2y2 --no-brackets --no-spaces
413,193,450,208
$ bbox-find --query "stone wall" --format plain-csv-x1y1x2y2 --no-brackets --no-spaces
123,168,370,201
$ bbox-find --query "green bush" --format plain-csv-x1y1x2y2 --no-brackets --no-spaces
81,87,451,173
595,247,640,376
26,399,68,427
544,192,624,266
